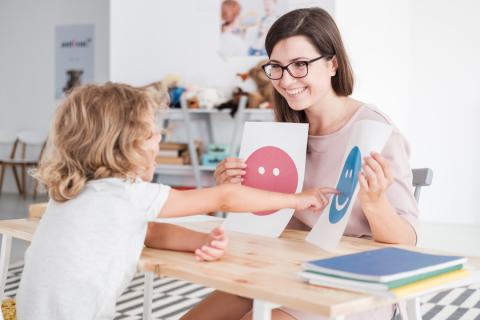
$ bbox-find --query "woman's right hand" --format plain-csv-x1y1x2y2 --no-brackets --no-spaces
213,157,247,185
295,187,338,211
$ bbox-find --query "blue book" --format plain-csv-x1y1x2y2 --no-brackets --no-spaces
304,247,467,283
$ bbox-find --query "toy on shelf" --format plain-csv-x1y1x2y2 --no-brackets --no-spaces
162,74,185,109
216,59,273,116
215,87,248,117
140,81,169,109
246,59,273,109
201,144,231,167
184,87,227,109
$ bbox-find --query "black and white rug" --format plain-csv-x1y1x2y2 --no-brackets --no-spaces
5,262,480,320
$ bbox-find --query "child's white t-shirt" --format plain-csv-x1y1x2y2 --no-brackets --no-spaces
16,178,171,320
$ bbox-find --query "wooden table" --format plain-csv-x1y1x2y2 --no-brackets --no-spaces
139,220,480,320
1,218,479,320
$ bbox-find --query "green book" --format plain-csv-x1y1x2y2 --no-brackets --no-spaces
301,264,463,291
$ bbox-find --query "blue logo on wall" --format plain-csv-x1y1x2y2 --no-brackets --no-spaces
329,146,361,224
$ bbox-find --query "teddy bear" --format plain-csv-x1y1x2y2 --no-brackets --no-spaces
216,59,273,116
246,59,273,109
140,81,169,109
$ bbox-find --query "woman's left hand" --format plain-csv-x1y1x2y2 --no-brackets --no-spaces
358,152,393,206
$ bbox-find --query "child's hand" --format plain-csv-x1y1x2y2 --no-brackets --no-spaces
295,187,338,211
195,227,228,262
358,152,393,206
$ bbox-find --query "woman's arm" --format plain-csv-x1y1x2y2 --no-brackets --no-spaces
361,195,417,245
359,152,417,245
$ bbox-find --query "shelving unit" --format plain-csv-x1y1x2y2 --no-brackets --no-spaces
155,95,274,189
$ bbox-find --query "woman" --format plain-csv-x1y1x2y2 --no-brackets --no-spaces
183,7,419,320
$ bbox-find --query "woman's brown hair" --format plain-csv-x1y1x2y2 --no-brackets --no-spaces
34,82,166,202
264,7,354,123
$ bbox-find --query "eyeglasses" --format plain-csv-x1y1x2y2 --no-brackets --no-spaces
262,56,325,80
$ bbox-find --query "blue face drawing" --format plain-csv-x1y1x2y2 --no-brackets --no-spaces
329,146,362,224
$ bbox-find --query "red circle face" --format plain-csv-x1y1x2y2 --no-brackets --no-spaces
243,146,298,215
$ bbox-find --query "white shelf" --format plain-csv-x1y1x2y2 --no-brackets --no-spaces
155,164,216,176
166,108,272,114
155,96,267,188
161,108,273,119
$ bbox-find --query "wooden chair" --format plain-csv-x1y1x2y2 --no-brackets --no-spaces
0,131,46,198
0,132,22,196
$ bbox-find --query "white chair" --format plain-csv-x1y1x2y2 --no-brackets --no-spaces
397,168,434,320
0,131,46,198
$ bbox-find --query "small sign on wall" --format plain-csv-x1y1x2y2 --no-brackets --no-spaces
55,24,94,99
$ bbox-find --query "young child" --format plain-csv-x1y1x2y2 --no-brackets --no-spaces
16,83,336,320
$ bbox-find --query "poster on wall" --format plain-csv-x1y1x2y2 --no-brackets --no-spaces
219,0,334,57
222,121,308,237
305,120,393,251
55,24,94,99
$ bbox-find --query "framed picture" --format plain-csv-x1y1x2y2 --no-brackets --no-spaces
55,24,94,98
219,0,334,57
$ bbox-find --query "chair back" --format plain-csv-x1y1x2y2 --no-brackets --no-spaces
12,131,47,161
0,132,17,160
412,168,433,203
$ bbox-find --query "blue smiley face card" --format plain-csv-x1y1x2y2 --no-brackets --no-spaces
329,146,362,224
306,120,393,251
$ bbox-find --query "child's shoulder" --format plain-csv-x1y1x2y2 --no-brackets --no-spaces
86,177,169,198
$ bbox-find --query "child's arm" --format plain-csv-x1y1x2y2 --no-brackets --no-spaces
145,223,228,261
158,184,337,218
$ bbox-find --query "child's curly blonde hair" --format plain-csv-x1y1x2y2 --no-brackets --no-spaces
35,82,167,202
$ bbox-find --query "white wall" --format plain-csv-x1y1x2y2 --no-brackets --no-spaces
0,0,109,192
335,0,412,132
336,0,480,225
109,0,264,87
1,0,479,225
409,0,480,224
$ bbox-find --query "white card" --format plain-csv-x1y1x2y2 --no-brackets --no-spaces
306,120,393,251
222,122,309,237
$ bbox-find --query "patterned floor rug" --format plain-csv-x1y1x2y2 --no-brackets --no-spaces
5,262,480,320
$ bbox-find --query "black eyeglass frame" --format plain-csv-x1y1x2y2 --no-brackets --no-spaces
262,56,325,80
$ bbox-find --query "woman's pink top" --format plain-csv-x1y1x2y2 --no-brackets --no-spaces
291,104,420,239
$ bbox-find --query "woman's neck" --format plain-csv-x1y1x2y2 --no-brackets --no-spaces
305,95,360,136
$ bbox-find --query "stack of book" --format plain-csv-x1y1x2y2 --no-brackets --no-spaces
300,247,471,298
155,142,202,165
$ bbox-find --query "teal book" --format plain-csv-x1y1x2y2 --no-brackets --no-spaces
304,247,467,283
